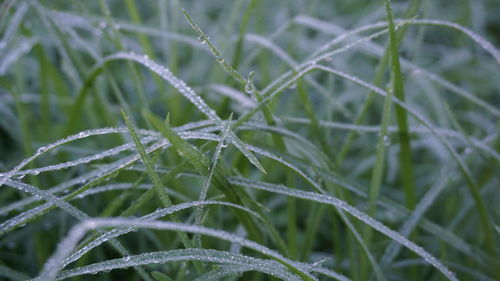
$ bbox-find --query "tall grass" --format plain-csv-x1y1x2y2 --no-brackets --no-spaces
1,0,499,280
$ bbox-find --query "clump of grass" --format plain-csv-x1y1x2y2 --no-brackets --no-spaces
1,1,499,281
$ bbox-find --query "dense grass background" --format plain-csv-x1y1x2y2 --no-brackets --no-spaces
0,0,499,280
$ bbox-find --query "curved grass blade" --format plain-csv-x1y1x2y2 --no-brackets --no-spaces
57,249,302,281
38,219,317,281
229,177,458,281
62,200,264,268
67,51,266,173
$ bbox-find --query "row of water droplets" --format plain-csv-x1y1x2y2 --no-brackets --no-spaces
59,249,300,280
0,138,170,234
17,136,157,178
48,218,313,280
62,201,262,268
0,128,125,187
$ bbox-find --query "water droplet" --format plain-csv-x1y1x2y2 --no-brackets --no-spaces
244,83,253,94
99,21,107,29
123,256,130,262
383,136,391,146
32,171,40,176
288,81,297,89
37,146,47,154
412,69,421,75
197,36,206,44
221,141,228,148
216,57,224,64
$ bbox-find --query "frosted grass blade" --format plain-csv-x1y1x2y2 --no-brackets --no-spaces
229,177,458,281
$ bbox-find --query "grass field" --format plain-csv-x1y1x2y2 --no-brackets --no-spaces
0,0,499,280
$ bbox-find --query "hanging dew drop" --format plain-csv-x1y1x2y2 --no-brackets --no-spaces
221,140,228,148
244,83,253,94
288,81,297,89
197,36,206,44
37,146,47,154
98,21,107,29
216,57,224,64
123,256,131,262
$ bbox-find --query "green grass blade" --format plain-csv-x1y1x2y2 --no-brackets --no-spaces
383,0,416,210
144,111,264,243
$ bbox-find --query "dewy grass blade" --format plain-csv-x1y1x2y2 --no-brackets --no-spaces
122,109,173,207
39,219,316,281
183,9,287,152
58,250,302,281
121,108,202,273
4,180,152,281
193,113,232,247
182,9,246,84
144,111,265,243
62,201,264,268
73,52,266,174
229,177,458,281
383,0,416,211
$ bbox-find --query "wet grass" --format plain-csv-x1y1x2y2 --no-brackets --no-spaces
0,0,499,280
